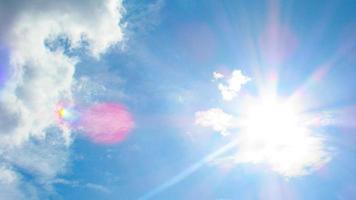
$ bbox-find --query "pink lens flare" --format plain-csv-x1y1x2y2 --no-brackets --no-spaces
79,103,134,144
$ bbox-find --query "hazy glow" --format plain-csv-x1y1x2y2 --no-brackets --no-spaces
55,102,134,144
56,103,78,122
58,108,68,119
236,95,330,176
243,97,301,147
79,103,134,144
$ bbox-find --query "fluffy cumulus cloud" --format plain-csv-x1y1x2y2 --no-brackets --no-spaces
0,0,125,198
214,70,251,101
195,108,233,136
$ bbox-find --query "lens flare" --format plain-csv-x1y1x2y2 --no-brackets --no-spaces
58,108,67,119
236,95,330,177
54,102,134,144
78,103,134,144
57,107,78,122
55,102,80,132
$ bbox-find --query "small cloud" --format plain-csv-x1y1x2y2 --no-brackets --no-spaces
195,108,233,136
214,70,250,101
213,72,224,80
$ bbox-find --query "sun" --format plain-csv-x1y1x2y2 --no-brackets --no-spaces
244,95,301,142
236,94,329,176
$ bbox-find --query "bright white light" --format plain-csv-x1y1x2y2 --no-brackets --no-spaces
244,96,301,146
236,95,330,177
195,108,233,136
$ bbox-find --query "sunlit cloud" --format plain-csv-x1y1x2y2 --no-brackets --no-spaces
212,71,224,80
0,0,125,145
195,108,233,136
214,70,251,101
0,0,125,198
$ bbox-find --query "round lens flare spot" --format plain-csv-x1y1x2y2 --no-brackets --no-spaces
58,108,67,118
79,103,134,144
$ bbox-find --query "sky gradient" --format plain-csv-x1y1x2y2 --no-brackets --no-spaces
0,0,356,199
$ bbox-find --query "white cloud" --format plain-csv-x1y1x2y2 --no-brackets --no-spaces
212,72,224,80
1,0,125,145
214,70,250,101
195,108,233,136
0,0,125,198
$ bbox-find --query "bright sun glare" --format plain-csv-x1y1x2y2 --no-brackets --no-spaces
244,96,301,144
236,95,329,176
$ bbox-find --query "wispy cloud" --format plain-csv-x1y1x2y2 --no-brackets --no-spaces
53,178,111,194
85,183,111,194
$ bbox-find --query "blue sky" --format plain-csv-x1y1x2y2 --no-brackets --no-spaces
0,0,356,199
